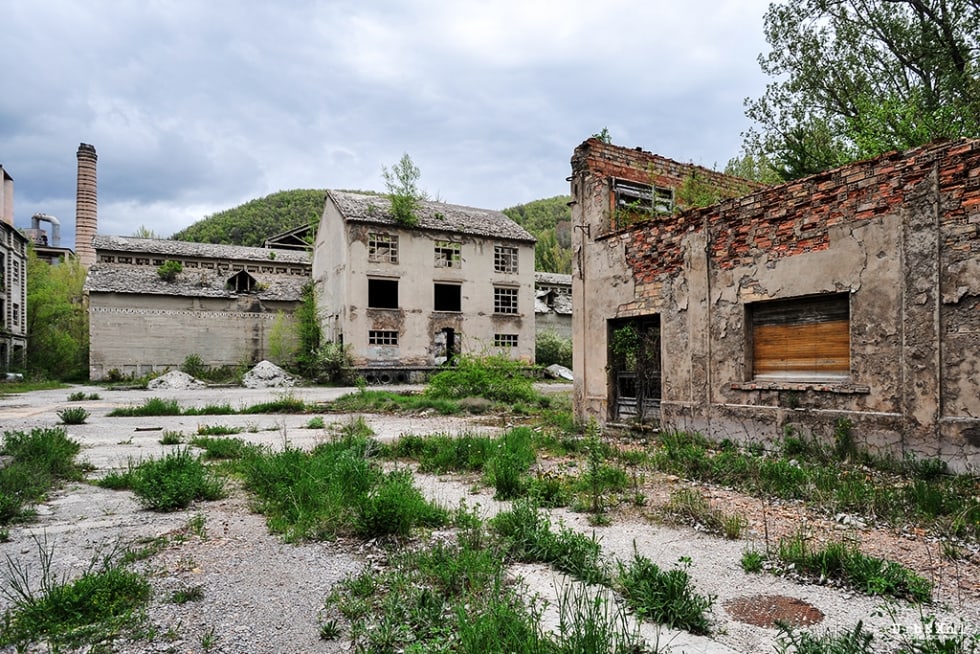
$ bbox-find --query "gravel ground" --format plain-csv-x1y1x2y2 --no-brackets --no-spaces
1,384,977,653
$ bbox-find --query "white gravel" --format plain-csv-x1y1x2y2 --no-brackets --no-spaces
0,383,976,653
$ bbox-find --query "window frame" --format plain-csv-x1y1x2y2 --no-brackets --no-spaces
493,286,519,315
493,333,518,348
368,330,399,346
748,293,851,382
433,282,462,312
368,233,399,264
433,240,462,268
493,245,519,274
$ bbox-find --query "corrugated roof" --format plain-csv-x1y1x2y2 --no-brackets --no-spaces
327,190,535,243
92,235,310,264
84,264,307,302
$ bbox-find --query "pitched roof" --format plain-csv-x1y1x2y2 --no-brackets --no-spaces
327,190,535,243
84,264,307,301
92,235,310,264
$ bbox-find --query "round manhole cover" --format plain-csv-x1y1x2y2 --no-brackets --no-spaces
724,594,824,628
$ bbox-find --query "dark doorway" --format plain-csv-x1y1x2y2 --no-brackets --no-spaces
442,328,456,364
608,316,661,423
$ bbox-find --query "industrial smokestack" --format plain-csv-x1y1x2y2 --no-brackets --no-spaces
75,143,97,267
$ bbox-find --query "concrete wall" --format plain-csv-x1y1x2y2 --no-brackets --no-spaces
570,138,980,472
314,201,536,366
0,177,28,371
89,292,298,378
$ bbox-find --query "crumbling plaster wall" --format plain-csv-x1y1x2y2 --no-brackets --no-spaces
571,138,980,472
89,293,295,379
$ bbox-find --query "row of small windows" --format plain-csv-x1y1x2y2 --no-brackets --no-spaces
368,233,519,274
368,279,520,314
368,329,518,348
96,255,305,275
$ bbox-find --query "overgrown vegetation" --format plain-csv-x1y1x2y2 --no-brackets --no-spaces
0,428,84,524
97,448,225,511
156,259,183,282
502,195,573,274
106,394,310,417
25,247,89,381
535,329,572,369
382,153,426,226
0,538,151,651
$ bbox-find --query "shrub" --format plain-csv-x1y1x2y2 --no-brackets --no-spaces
426,355,539,405
57,406,90,424
180,354,208,379
127,448,225,511
616,552,715,635
535,329,573,369
156,260,183,282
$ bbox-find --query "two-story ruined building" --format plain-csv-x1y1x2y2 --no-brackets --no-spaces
570,137,980,472
312,191,536,378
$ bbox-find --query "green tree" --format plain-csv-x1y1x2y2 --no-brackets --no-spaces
745,0,980,180
382,153,427,226
267,310,298,366
293,282,321,378
26,249,89,380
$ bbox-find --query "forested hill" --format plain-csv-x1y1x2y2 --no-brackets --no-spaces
502,195,573,274
171,189,574,273
171,189,327,247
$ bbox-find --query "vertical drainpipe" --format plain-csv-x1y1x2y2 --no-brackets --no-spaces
75,143,98,267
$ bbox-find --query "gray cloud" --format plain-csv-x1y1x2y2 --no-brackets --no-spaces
1,0,772,247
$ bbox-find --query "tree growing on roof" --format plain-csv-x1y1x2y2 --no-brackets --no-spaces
382,153,427,226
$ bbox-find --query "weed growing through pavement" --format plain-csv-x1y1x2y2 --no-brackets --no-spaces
67,391,100,401
98,448,224,511
0,427,83,524
616,549,716,635
159,430,183,445
57,406,90,424
0,536,151,650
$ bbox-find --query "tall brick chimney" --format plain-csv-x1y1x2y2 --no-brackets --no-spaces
75,143,98,267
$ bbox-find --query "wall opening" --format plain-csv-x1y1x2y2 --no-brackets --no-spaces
368,278,399,309
434,283,461,312
608,315,661,423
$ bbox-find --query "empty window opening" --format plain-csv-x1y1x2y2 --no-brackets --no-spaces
434,240,461,268
228,270,258,293
494,333,518,347
369,330,399,345
369,233,398,263
613,178,673,214
434,283,461,312
368,278,399,309
750,293,850,381
494,245,519,273
494,287,518,314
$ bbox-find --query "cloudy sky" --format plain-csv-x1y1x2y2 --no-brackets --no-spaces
2,1,774,247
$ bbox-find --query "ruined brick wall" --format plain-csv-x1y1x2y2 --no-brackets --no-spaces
571,138,980,472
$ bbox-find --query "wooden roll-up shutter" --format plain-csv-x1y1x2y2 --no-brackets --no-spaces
751,294,850,379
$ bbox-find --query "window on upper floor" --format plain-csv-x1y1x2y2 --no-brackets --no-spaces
494,245,518,273
494,286,518,314
434,283,461,312
613,178,674,215
369,233,398,264
434,240,461,268
368,278,399,309
749,293,850,381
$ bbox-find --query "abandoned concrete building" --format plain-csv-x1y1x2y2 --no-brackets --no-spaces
0,165,28,371
569,137,980,473
535,272,572,339
312,190,536,378
85,236,309,379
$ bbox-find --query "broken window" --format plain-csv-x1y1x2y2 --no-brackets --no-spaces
494,287,518,314
434,283,462,312
368,278,399,309
749,294,850,381
494,245,518,273
369,233,398,263
227,270,258,293
613,178,673,215
369,330,398,345
11,303,18,326
494,333,518,347
434,240,461,268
